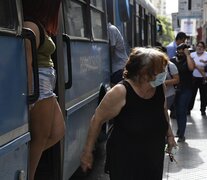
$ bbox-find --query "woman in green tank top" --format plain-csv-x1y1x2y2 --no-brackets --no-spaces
22,1,65,180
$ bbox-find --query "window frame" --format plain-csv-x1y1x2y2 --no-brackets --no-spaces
0,0,22,36
90,1,107,41
62,0,108,42
62,0,90,40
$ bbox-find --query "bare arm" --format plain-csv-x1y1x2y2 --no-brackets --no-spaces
163,85,177,151
165,73,179,86
163,84,174,137
195,60,207,78
184,49,195,71
23,21,40,94
195,65,206,78
81,84,126,171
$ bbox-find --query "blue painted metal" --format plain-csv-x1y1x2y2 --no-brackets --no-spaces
63,41,110,179
0,35,30,179
65,42,110,108
115,0,123,33
0,134,30,180
0,133,30,156
0,36,28,136
118,0,130,22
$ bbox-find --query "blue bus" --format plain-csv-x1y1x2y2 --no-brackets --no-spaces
0,0,159,179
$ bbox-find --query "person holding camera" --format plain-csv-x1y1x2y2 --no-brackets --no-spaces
166,32,189,119
188,41,207,116
171,43,195,142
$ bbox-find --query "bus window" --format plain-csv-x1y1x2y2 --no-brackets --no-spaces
91,0,104,10
0,0,18,31
135,3,141,46
148,14,152,46
63,0,87,38
136,4,143,46
91,0,107,40
151,15,157,45
118,0,130,22
124,3,134,49
141,7,145,46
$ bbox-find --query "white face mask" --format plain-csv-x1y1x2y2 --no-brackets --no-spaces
150,71,167,87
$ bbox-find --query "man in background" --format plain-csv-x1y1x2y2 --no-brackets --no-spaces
108,23,128,85
166,32,189,59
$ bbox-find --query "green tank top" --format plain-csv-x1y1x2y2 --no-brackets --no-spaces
37,35,55,67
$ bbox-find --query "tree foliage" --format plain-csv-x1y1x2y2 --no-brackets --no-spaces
157,15,174,47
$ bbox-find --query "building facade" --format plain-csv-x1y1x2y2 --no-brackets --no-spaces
176,0,207,44
150,0,166,16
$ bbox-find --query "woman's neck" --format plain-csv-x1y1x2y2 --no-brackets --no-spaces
127,79,156,99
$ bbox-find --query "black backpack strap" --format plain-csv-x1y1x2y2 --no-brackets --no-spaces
24,17,45,48
167,64,173,79
167,61,178,89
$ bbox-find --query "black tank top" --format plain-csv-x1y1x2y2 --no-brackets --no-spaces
105,80,169,179
112,80,168,140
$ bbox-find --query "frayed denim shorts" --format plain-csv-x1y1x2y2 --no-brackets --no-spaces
38,67,56,101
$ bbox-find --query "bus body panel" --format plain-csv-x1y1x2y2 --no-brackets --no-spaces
63,41,110,179
115,0,124,33
0,35,29,179
0,133,30,180
63,98,98,179
65,42,110,108
0,36,28,136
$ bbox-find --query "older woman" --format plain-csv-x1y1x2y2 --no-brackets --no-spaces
81,47,176,180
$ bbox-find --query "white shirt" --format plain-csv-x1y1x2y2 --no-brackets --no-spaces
191,51,207,77
108,23,128,73
166,61,179,97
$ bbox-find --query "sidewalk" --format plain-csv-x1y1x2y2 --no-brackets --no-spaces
163,96,207,179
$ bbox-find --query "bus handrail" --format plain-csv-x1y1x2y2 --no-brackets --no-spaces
63,33,72,89
22,28,39,104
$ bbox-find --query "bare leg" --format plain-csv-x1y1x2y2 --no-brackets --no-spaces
44,98,65,150
28,97,65,180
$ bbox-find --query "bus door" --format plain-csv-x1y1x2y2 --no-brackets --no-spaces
61,0,110,179
0,1,38,179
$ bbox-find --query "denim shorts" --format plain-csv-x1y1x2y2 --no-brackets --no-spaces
38,67,56,100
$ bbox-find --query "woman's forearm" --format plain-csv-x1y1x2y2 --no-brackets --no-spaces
83,115,104,153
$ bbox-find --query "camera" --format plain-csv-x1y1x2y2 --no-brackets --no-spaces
177,43,189,50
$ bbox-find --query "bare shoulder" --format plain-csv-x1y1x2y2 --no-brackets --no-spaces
103,84,126,107
96,83,126,120
107,84,126,98
23,21,40,48
24,21,40,35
